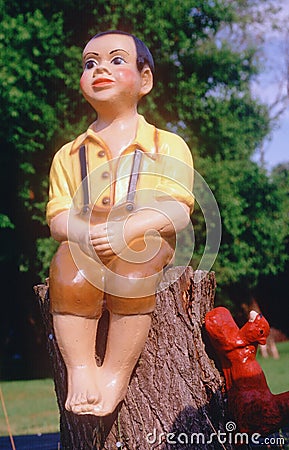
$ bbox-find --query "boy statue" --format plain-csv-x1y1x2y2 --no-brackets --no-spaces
47,30,194,416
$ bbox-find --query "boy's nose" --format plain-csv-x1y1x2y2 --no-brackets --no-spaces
93,62,112,75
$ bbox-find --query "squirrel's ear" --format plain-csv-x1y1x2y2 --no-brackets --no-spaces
248,310,258,322
139,66,153,99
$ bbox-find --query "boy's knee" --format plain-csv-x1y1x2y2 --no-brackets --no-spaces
106,261,162,298
49,283,104,319
106,292,156,315
49,242,104,319
106,270,159,315
104,238,172,315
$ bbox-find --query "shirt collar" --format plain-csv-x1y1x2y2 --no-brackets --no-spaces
70,115,158,157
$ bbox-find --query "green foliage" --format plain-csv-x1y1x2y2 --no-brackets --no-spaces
0,214,14,229
204,160,289,287
36,237,59,281
0,9,64,148
270,162,289,251
271,162,289,217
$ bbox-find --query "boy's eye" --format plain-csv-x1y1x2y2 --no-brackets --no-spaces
84,60,97,70
111,56,126,65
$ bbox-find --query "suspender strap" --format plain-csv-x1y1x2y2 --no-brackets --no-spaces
79,145,143,213
126,149,143,204
79,145,90,214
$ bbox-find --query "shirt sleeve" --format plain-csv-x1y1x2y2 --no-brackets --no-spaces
155,132,195,212
46,149,73,226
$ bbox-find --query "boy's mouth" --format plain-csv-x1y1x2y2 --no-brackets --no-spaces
92,78,114,86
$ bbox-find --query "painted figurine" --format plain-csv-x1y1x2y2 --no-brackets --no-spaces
205,306,289,435
47,30,194,416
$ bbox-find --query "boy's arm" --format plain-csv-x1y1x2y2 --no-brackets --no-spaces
50,210,110,258
47,146,102,256
50,210,86,243
90,200,190,257
50,198,190,258
50,210,93,258
125,200,190,237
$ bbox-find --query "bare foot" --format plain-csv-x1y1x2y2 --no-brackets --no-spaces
67,367,129,416
65,364,102,414
79,313,152,416
94,371,129,416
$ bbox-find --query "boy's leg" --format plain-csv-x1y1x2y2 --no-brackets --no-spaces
78,236,174,416
53,314,100,412
49,242,104,414
96,312,151,415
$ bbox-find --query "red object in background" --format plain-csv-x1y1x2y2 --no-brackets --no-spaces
205,306,289,435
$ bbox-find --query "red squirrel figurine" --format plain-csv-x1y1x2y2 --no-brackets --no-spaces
205,306,289,435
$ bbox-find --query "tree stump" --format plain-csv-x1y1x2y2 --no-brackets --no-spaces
34,267,233,450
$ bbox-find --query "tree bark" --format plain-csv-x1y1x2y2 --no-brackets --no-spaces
34,267,233,450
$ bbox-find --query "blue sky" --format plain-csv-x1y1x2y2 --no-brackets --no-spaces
250,0,289,171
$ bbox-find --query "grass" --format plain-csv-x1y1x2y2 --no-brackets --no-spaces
257,340,289,394
0,378,59,436
0,341,288,437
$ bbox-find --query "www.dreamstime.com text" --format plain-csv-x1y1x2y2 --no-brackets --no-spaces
146,422,286,446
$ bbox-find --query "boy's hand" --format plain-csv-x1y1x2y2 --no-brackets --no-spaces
89,220,130,257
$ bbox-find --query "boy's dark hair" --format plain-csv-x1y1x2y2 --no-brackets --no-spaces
92,30,155,74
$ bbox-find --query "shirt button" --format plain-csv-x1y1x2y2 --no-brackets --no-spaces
102,197,110,205
98,150,105,157
101,171,110,179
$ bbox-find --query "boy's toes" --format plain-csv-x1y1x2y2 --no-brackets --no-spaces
71,402,87,414
73,402,98,415
87,392,99,405
65,394,76,411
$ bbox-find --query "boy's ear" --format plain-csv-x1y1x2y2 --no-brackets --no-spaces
139,66,153,98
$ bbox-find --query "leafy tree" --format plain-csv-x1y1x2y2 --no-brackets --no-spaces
211,161,288,283
0,5,63,377
252,162,289,334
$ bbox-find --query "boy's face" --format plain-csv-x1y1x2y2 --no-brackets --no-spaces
80,34,152,110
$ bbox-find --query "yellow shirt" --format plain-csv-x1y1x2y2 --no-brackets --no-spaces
46,115,194,225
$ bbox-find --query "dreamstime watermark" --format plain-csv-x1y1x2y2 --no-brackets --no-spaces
146,421,286,447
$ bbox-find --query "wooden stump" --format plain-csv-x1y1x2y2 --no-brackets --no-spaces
34,267,233,450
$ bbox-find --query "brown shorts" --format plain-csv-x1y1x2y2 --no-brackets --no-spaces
49,236,174,318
